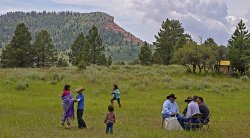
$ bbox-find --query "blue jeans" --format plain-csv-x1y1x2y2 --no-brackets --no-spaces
177,115,200,130
177,115,189,129
106,123,113,134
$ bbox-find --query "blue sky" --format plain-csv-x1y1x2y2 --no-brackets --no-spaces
1,0,250,45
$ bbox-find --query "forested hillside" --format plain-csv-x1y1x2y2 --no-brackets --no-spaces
0,11,143,62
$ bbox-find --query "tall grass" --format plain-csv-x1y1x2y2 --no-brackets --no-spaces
0,65,249,137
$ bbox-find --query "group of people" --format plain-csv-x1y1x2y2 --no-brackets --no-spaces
60,84,210,133
60,84,121,134
161,94,210,130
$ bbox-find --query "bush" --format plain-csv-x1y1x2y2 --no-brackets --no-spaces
16,81,29,91
51,73,64,82
163,75,172,83
246,69,250,77
77,60,87,71
240,76,249,82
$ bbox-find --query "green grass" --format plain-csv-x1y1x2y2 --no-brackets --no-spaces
0,65,249,138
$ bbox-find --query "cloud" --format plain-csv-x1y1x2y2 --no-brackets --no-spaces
1,0,250,45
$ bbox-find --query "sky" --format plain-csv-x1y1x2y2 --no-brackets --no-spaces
0,0,250,45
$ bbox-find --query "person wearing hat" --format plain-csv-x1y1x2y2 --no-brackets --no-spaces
182,97,193,116
178,96,201,129
161,94,179,128
75,86,87,129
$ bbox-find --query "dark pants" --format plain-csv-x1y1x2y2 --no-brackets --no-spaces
111,98,121,107
77,109,87,128
177,116,200,130
106,122,113,134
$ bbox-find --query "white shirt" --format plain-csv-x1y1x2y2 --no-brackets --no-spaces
187,101,200,117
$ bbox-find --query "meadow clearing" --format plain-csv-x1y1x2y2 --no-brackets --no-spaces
0,65,249,138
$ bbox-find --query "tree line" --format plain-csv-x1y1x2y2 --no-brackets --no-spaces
0,23,110,68
138,19,250,75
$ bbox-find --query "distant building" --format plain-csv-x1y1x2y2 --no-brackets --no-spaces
215,60,232,75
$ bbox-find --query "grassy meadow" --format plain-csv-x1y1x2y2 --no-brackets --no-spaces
0,65,249,138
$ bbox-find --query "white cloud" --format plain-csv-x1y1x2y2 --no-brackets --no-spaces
1,0,250,45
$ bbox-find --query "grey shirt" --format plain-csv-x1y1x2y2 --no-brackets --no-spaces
199,103,210,120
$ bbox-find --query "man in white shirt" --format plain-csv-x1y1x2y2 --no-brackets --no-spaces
178,96,200,129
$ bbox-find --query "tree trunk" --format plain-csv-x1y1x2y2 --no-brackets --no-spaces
192,64,196,73
184,64,192,73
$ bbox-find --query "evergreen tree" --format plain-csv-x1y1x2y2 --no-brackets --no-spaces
153,19,188,65
204,38,217,47
69,32,89,66
57,58,69,67
0,41,2,48
77,60,87,72
1,23,33,68
139,42,152,65
97,53,107,65
33,30,57,67
87,26,106,65
228,19,250,73
152,51,163,64
107,55,112,66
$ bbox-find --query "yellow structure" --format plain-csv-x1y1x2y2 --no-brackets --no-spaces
215,60,232,75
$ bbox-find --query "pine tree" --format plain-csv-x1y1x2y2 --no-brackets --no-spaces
87,26,106,65
33,30,57,67
1,23,33,68
204,38,217,47
107,56,112,66
139,42,152,65
153,19,188,65
57,58,68,67
228,19,250,74
0,41,2,48
77,60,87,72
69,32,89,66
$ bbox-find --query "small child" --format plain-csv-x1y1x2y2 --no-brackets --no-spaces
104,105,115,134
111,84,121,108
74,86,87,129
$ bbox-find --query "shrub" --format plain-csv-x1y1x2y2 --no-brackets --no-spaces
246,69,250,77
77,60,87,72
51,73,64,82
240,76,249,82
163,75,172,83
16,81,29,91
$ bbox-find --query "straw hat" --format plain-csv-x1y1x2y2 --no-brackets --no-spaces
75,86,85,92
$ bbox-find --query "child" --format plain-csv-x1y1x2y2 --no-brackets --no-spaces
111,84,121,108
104,105,115,134
74,86,87,129
61,84,74,129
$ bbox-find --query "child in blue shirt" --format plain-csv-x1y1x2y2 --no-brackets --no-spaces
75,86,87,129
111,84,121,108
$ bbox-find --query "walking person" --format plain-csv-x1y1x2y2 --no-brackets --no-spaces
61,84,74,129
111,84,121,108
75,86,87,129
104,105,116,134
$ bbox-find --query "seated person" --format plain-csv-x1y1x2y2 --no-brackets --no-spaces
161,94,179,128
182,97,193,116
197,96,210,123
177,96,200,129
